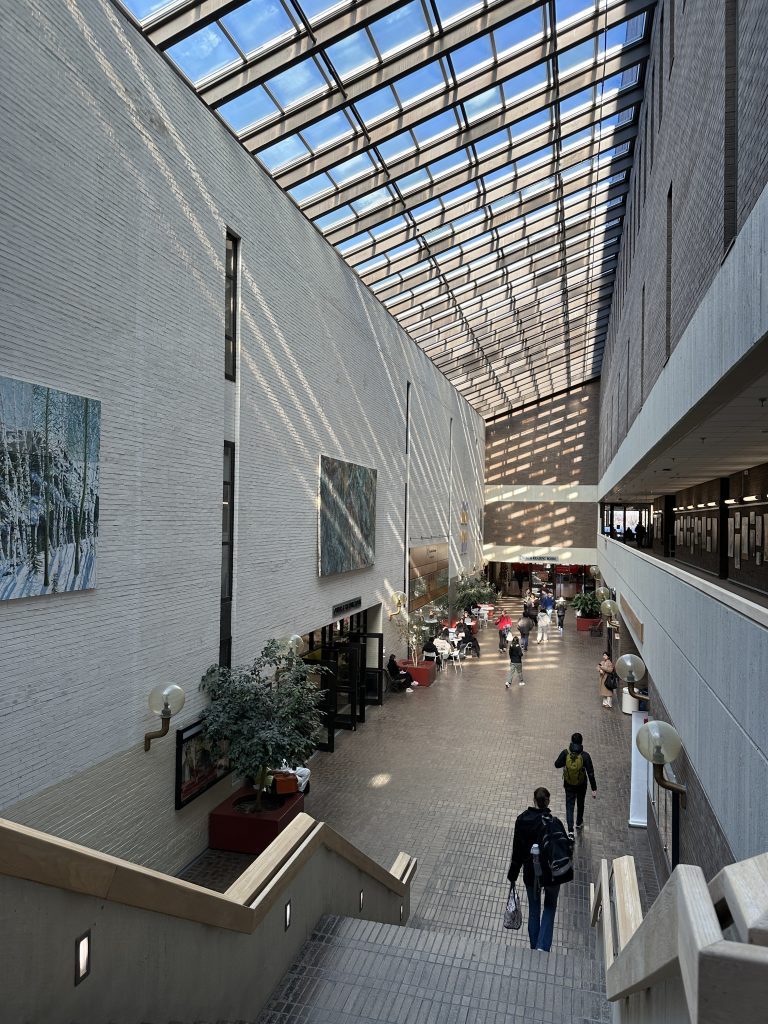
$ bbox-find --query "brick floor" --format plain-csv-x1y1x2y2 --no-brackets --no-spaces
180,621,660,945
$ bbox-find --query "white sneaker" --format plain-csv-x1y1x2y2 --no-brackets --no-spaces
505,682,510,689
412,681,419,686
406,687,413,693
519,681,525,687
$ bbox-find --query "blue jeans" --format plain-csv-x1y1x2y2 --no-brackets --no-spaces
520,633,529,650
525,883,559,951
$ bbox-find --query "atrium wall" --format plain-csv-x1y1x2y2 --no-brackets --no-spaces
484,382,599,566
0,1,484,872
597,0,768,876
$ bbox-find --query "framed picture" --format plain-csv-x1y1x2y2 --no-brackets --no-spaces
757,551,762,567
757,516,763,548
741,528,749,558
728,519,734,557
175,720,231,810
712,519,718,551
749,509,756,526
749,528,755,557
735,512,741,530
735,545,740,570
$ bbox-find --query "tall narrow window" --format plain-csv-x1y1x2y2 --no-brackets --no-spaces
220,442,235,667
640,284,646,402
403,382,411,594
658,12,664,123
650,73,655,165
669,0,675,70
723,0,739,253
665,184,673,362
225,232,239,381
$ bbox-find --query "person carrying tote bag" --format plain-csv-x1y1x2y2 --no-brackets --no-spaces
503,885,522,930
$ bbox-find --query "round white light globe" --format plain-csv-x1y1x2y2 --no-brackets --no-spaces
589,565,600,578
615,653,647,684
600,599,619,619
595,587,610,602
635,720,682,764
148,684,185,717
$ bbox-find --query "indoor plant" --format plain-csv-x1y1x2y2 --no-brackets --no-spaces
571,591,602,631
453,570,498,618
200,640,325,811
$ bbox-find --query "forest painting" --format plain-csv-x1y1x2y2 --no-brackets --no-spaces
318,455,376,576
0,376,101,601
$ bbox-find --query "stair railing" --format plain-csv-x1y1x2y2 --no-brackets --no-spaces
591,852,768,1023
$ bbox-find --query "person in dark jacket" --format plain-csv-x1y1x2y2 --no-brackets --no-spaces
386,654,415,693
517,613,533,651
505,636,524,688
554,732,597,838
507,787,570,952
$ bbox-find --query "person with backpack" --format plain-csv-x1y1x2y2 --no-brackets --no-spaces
555,596,566,635
505,636,524,688
554,732,597,839
516,613,533,651
506,787,573,952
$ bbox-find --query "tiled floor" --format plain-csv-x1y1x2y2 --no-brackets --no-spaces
181,621,660,949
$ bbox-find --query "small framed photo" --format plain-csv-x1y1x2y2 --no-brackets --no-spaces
728,519,734,557
175,720,231,810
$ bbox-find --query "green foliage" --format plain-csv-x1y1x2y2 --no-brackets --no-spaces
391,612,422,659
571,591,601,617
200,640,326,798
453,570,497,613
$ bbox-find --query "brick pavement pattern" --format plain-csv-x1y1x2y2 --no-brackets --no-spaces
234,622,659,1023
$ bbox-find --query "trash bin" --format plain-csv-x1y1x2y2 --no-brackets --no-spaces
621,687,640,715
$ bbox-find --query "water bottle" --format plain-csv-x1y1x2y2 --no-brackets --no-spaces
531,843,542,878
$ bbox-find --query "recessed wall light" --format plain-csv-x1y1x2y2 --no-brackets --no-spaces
359,890,365,912
285,900,291,931
707,502,717,507
725,498,738,505
75,930,91,986
744,495,759,502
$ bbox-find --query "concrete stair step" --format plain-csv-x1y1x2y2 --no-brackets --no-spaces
256,915,609,1024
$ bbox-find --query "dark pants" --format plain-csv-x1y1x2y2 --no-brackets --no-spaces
564,783,587,830
498,629,507,650
524,883,560,951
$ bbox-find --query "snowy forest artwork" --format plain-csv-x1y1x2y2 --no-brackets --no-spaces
0,376,101,601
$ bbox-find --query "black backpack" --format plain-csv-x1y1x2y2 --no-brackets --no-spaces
538,813,573,882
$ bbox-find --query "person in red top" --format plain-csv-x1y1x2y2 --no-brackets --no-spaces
496,611,513,651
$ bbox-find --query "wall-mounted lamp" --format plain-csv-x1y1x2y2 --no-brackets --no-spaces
744,495,759,502
725,498,738,505
636,719,687,808
595,586,610,603
388,591,407,621
144,684,185,751
589,565,600,578
615,653,647,703
686,505,694,510
600,599,620,627
278,634,305,656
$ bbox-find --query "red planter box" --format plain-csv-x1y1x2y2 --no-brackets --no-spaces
576,616,601,632
398,659,437,686
209,788,304,854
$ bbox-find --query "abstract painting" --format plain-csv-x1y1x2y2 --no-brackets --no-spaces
0,376,101,600
318,455,376,576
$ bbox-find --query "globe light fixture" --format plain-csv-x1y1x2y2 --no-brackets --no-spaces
589,565,600,578
600,599,619,622
615,653,648,701
636,719,687,807
144,684,186,751
388,590,407,620
595,586,610,602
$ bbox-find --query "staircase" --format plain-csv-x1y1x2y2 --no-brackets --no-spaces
256,915,610,1024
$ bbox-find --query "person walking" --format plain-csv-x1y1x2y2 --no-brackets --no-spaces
598,651,615,708
505,636,524,688
554,732,597,840
496,611,513,651
517,611,534,650
506,787,573,952
536,606,550,644
555,597,566,636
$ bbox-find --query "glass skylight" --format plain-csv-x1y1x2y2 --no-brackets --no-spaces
125,0,656,416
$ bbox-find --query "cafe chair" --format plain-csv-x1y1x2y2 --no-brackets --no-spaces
449,648,463,673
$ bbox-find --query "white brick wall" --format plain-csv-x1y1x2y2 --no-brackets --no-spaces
0,1,485,872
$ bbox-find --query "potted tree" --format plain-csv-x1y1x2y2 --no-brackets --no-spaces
571,591,602,632
202,641,326,853
452,570,498,623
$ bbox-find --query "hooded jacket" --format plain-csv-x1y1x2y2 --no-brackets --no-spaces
554,742,597,790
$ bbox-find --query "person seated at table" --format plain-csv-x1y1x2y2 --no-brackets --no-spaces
386,654,416,693
434,634,452,660
440,627,458,650
422,637,440,669
459,629,481,659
